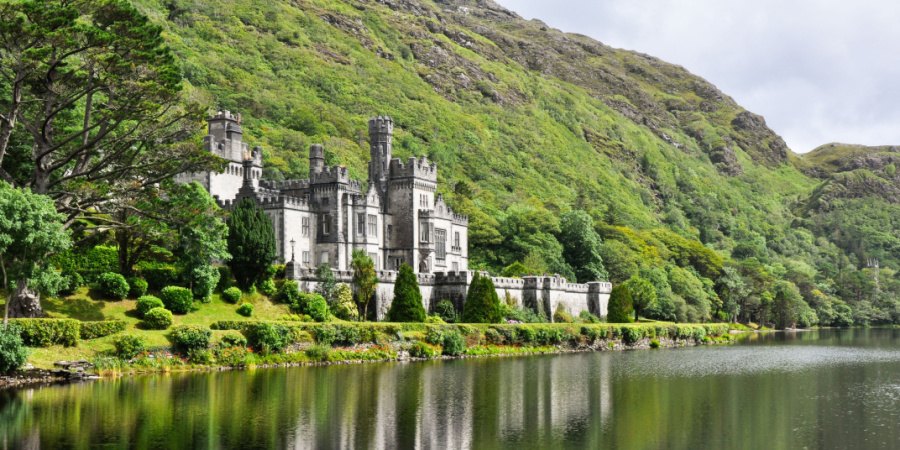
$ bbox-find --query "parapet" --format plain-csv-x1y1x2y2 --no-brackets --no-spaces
310,165,351,185
389,155,437,181
368,116,393,137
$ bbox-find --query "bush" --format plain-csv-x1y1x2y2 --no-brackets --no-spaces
410,341,442,358
136,295,165,318
425,315,446,324
650,338,660,349
0,325,27,374
9,318,80,347
213,346,253,368
441,331,466,356
58,271,84,296
330,283,359,321
127,278,148,298
218,333,248,348
622,326,643,344
216,266,233,291
579,310,601,323
237,303,254,317
553,305,574,323
192,265,220,302
222,287,242,304
581,326,601,341
305,343,331,362
434,300,458,323
140,265,179,291
99,272,130,300
276,280,301,305
79,320,127,339
259,278,277,297
290,292,330,322
168,325,212,352
387,264,426,322
607,284,635,323
113,334,148,359
144,307,174,330
187,348,214,365
247,323,290,354
161,286,193,314
462,272,502,324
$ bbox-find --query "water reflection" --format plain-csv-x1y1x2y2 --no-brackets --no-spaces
3,329,900,448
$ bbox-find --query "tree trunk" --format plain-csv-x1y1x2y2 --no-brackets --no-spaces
7,279,45,319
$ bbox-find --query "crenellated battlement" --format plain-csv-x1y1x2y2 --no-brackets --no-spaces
389,156,437,181
311,165,351,185
368,116,393,136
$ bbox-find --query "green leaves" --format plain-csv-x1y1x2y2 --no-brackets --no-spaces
386,264,425,323
226,198,276,290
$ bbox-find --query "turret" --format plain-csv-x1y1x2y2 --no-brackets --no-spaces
204,110,248,163
309,144,325,174
368,116,393,205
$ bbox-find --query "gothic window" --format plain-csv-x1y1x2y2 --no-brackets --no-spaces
368,215,377,236
435,229,446,261
387,225,393,241
321,251,329,265
323,213,331,235
369,253,378,269
302,251,310,265
454,232,460,248
302,217,309,236
357,213,365,236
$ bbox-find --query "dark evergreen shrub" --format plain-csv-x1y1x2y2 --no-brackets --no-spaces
161,286,193,314
434,299,458,323
222,287,242,304
79,320,127,339
141,265,179,291
226,198,277,290
387,264,426,322
99,272,130,300
144,307,174,330
168,325,212,352
441,331,466,356
461,272,502,324
136,295,164,318
237,303,254,317
607,284,635,323
128,278,148,298
216,266,233,291
113,334,147,359
0,325,27,374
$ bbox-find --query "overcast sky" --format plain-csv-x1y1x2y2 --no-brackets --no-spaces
496,0,900,153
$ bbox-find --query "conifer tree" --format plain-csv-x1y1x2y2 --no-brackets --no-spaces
462,272,502,323
226,198,276,290
387,264,426,322
607,284,635,323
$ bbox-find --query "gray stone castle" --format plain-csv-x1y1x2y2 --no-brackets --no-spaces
177,110,469,274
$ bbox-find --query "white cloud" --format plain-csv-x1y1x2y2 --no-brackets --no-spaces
496,0,900,153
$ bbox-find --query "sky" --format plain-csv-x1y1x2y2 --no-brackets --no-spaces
495,0,900,153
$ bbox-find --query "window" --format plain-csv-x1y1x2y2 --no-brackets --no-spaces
420,221,431,243
323,214,331,235
357,213,365,236
387,225,392,241
302,251,310,265
392,257,404,270
368,215,377,236
302,217,309,236
369,253,378,269
435,229,446,260
321,251,329,265
454,232,460,248
322,197,329,206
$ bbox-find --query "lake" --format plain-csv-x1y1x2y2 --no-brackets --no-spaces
3,328,900,448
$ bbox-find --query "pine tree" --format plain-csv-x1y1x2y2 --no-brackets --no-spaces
226,198,276,290
607,284,635,323
387,264,426,322
462,272,502,323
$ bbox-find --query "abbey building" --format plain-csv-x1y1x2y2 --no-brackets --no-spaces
177,111,469,274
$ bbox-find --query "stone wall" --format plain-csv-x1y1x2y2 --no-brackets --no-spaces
286,264,612,321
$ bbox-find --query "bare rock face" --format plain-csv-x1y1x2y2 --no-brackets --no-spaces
8,280,45,319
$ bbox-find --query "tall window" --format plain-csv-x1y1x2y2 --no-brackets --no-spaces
454,232,460,248
302,251,310,265
321,251,329,265
369,253,378,269
322,213,331,235
302,217,309,236
435,229,446,260
357,213,365,236
368,215,377,236
387,225,393,241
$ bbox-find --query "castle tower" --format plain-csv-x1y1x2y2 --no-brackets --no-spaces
368,116,393,206
309,144,325,174
205,110,245,163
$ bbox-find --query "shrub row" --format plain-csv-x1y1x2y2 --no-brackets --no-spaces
79,320,128,339
8,319,81,347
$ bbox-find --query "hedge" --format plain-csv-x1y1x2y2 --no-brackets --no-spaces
9,319,80,347
161,286,193,314
79,320,128,339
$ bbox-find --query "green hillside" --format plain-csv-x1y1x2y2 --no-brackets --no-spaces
89,0,900,324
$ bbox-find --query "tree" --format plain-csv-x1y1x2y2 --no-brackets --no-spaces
0,0,218,231
172,182,230,300
771,280,808,329
315,263,338,304
462,272,502,324
716,266,747,322
623,276,657,322
606,284,634,323
350,250,378,321
226,198,276,290
0,182,70,326
558,210,609,282
387,264,426,322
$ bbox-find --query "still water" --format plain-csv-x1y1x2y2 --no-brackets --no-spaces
4,329,900,449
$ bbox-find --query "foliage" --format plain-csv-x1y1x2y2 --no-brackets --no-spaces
161,286,193,314
579,310,601,323
191,265,220,303
441,331,466,356
8,318,79,347
218,333,248,348
136,296,165,318
247,322,291,355
350,250,378,320
140,265,180,292
607,284,635,323
168,325,213,352
462,272,502,324
99,273,130,301
434,299,459,324
623,276,658,321
113,334,148,360
305,343,332,362
0,325,27,373
226,198,276,290
290,292,330,322
58,272,85,296
553,305,574,323
558,210,608,282
222,287,243,304
213,346,254,368
314,263,338,304
425,315,446,324
259,278,277,297
173,182,231,294
144,307,174,330
79,320,127,339
409,341,442,358
128,278,149,298
237,303,254,317
387,264,427,322
276,280,302,305
330,283,360,321
649,339,660,349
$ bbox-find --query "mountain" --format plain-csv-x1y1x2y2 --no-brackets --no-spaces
132,0,899,324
